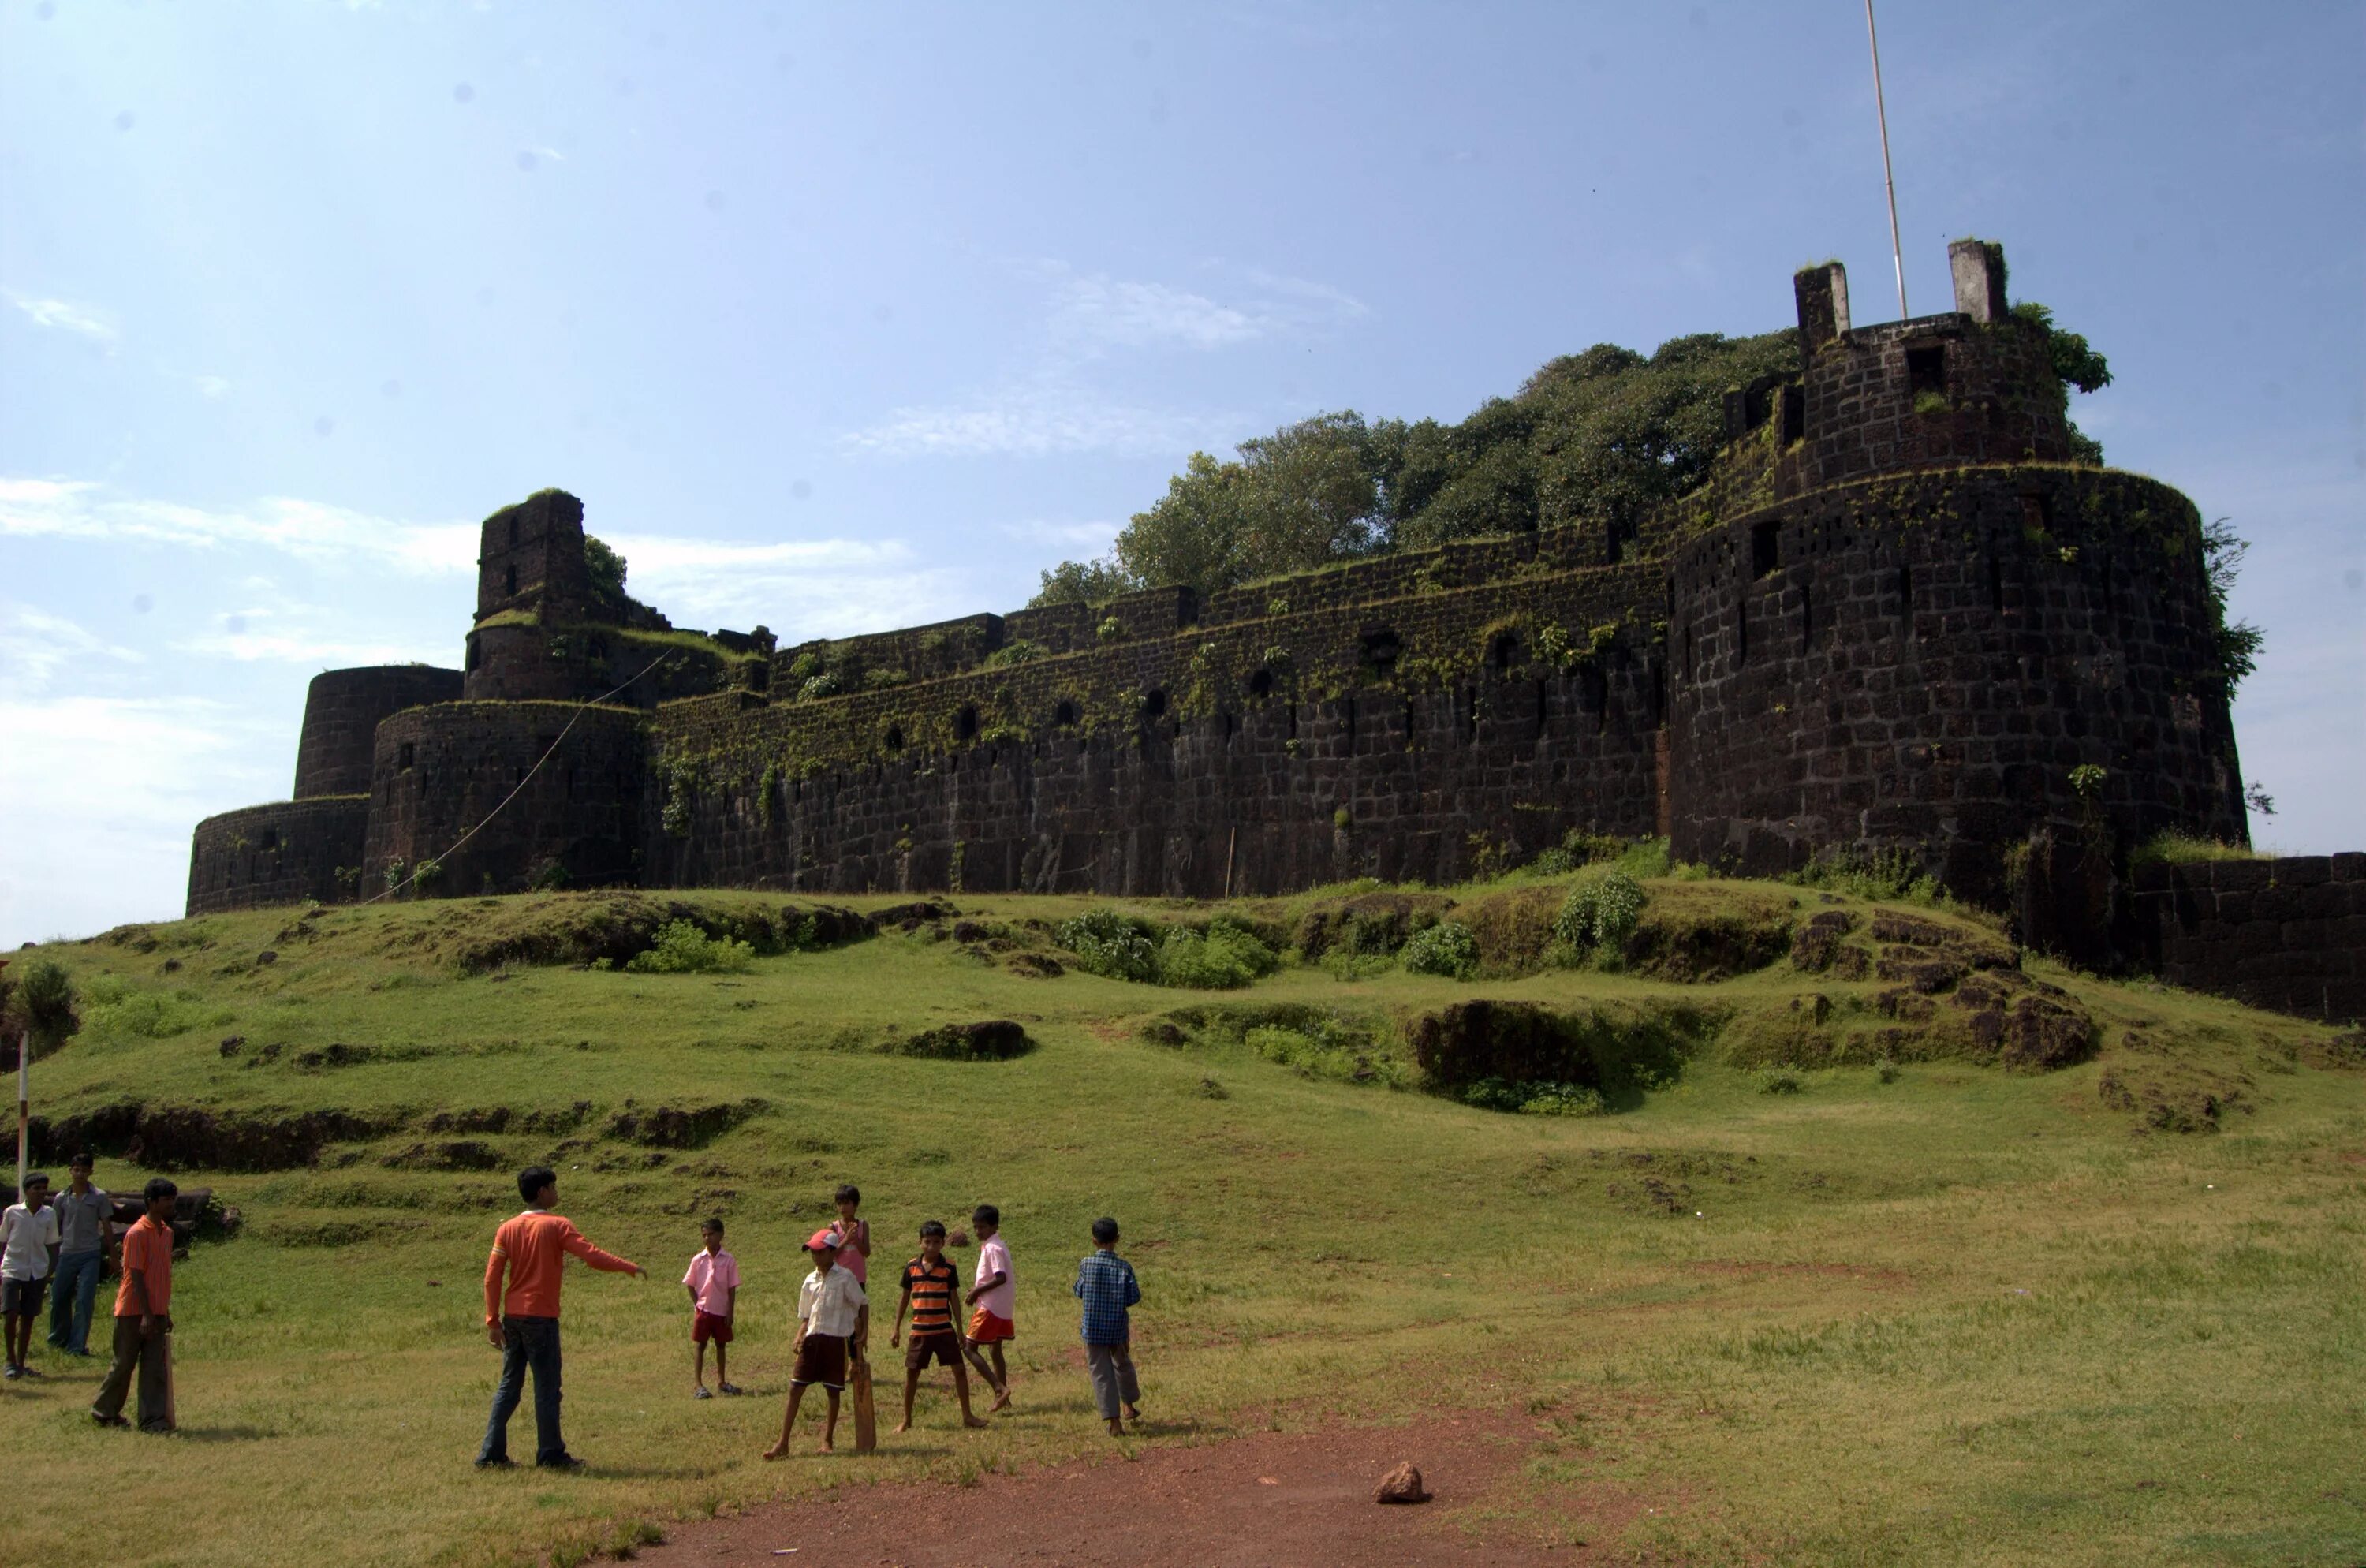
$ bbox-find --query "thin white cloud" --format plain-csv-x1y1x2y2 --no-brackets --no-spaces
0,605,144,696
193,374,232,399
998,518,1122,551
6,290,119,345
844,259,1365,460
177,629,446,666
1051,276,1262,351
0,694,279,945
0,477,480,574
841,383,1241,460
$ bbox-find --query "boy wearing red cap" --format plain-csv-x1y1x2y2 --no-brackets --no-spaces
763,1229,868,1458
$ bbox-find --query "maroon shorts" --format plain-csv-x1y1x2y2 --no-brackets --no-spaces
692,1310,733,1346
791,1332,848,1391
904,1329,961,1371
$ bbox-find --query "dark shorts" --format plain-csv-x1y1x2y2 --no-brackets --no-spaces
692,1310,733,1346
790,1332,848,1391
905,1329,961,1371
2,1276,47,1316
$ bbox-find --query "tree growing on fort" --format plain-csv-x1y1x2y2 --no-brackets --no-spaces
2011,301,2113,465
1032,330,1799,602
584,534,629,601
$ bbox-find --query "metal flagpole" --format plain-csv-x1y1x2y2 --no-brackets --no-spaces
15,1032,27,1200
1864,0,1908,319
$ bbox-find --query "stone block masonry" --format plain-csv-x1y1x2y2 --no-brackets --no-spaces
293,666,465,799
2135,856,2366,1024
187,797,370,915
178,235,2349,1028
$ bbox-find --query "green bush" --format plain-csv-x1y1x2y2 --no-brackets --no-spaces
1156,919,1279,990
1400,920,1478,979
1457,1077,1606,1117
84,979,222,1040
1056,909,1159,983
623,920,756,975
1552,869,1647,956
1244,1022,1405,1088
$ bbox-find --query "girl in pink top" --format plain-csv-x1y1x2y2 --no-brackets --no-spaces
826,1185,870,1285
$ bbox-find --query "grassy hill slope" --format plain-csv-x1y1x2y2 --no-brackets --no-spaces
3,873,2360,1568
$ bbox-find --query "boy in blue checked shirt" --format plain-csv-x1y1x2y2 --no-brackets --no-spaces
1073,1216,1142,1437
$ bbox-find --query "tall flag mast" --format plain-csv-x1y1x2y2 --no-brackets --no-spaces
1864,0,1909,319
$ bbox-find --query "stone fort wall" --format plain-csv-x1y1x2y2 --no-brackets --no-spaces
293,666,465,800
186,796,369,916
2135,855,2366,1025
183,236,2312,1015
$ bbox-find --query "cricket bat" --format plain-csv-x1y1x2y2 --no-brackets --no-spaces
849,1346,876,1452
160,1329,177,1432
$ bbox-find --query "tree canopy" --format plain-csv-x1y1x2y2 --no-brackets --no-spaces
1036,308,2115,606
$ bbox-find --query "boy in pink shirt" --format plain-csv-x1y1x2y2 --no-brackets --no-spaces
683,1216,741,1398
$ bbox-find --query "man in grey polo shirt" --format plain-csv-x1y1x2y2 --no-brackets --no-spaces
46,1152,112,1357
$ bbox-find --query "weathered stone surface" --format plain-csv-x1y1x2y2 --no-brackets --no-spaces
1374,1462,1428,1504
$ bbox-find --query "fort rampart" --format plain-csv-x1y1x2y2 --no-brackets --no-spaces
2134,856,2366,1024
181,237,2335,1019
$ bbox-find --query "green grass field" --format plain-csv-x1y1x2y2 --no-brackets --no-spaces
2,874,2360,1567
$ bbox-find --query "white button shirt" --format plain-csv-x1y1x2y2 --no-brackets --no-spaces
797,1264,868,1338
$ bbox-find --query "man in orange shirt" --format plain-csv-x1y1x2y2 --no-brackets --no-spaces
91,1178,178,1432
476,1165,644,1470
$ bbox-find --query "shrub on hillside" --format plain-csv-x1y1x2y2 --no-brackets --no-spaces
1400,920,1479,979
1156,919,1279,989
1057,909,1159,983
623,919,756,974
1552,869,1647,957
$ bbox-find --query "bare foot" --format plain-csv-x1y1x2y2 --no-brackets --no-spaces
1124,1403,1141,1422
991,1388,1012,1411
964,1414,991,1429
818,1438,834,1453
1106,1419,1125,1438
761,1443,789,1461
892,1420,911,1434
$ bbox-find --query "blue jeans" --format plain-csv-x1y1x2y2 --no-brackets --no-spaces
479,1316,565,1465
47,1251,103,1353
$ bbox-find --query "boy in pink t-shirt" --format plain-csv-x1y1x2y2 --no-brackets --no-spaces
961,1204,1015,1409
682,1217,741,1398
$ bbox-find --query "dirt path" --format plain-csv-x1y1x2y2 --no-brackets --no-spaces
643,1410,1644,1566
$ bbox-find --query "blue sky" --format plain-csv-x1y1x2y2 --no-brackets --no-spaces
2,0,2358,944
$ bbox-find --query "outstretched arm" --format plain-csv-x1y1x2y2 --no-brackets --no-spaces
562,1226,642,1277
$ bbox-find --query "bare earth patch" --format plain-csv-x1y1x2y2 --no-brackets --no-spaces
644,1411,1650,1565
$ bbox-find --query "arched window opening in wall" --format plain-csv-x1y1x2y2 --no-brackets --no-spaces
1247,667,1274,700
1490,632,1520,674
1141,688,1167,718
1752,520,1781,579
398,742,416,771
260,827,279,852
504,563,519,596
1053,698,1080,728
1360,629,1401,677
509,516,521,547
1781,386,1805,446
465,636,481,672
953,704,979,742
884,724,905,754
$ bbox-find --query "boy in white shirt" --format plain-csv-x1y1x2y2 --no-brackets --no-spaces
763,1229,868,1458
962,1203,1015,1409
2,1172,61,1379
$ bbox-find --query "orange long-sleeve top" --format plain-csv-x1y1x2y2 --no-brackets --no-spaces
483,1210,638,1323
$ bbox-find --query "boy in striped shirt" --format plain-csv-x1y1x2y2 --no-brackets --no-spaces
890,1220,990,1432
